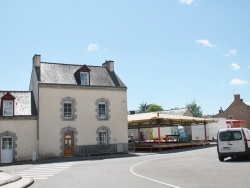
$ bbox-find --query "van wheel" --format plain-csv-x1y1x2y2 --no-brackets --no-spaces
219,156,224,162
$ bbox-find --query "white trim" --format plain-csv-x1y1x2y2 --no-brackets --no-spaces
98,102,107,119
63,101,73,119
80,72,89,85
3,100,13,116
1,136,13,163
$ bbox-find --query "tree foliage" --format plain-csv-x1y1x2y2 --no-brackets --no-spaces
138,103,163,113
146,104,163,112
138,102,150,113
186,100,203,117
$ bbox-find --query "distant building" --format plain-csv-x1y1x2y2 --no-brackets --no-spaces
213,94,250,128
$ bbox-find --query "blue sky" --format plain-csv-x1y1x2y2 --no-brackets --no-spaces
0,0,249,115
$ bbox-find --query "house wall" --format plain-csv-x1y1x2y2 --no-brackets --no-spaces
38,85,127,158
0,118,37,162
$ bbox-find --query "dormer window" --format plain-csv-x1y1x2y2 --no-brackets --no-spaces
74,65,91,86
80,72,89,85
1,92,15,117
3,101,13,116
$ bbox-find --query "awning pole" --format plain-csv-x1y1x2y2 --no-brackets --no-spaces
158,123,161,144
204,123,207,142
157,113,161,144
138,128,140,142
204,115,207,142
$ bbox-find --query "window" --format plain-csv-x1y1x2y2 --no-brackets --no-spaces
2,137,13,150
3,101,13,116
220,131,242,141
95,98,110,120
99,131,107,145
80,72,89,85
64,101,72,119
60,97,77,121
98,102,106,118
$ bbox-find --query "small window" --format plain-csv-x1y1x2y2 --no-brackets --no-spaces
2,137,13,150
99,131,107,145
98,102,106,118
80,72,89,85
3,101,13,116
64,101,72,119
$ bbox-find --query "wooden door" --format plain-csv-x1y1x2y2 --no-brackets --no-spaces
64,131,74,157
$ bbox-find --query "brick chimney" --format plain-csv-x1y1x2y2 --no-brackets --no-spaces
102,60,114,72
33,54,41,68
234,94,241,101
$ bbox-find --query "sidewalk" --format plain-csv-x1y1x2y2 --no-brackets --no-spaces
0,171,34,188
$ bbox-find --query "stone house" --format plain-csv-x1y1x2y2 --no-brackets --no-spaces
0,54,128,163
213,94,250,128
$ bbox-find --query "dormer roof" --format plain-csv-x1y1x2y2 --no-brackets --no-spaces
1,92,16,100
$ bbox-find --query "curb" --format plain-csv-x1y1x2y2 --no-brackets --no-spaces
0,173,21,186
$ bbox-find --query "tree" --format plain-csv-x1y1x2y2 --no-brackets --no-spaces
186,100,203,117
146,104,163,112
138,102,150,113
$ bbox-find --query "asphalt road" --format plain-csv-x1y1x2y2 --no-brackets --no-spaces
2,145,250,188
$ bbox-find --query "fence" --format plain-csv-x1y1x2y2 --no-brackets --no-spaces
75,143,128,157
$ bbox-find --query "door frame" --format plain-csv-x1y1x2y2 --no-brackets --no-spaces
60,127,77,157
1,136,13,163
0,131,17,163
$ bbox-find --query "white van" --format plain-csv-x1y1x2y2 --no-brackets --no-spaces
217,128,250,162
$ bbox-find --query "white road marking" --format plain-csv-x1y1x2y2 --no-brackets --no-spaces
16,162,77,180
130,157,181,188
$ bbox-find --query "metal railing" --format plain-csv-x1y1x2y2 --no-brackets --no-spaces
75,143,128,157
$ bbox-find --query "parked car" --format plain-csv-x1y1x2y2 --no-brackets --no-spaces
217,128,250,161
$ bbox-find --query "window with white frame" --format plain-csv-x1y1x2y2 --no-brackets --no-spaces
3,101,13,116
1,137,13,149
60,97,77,121
95,98,110,120
80,72,89,85
64,101,73,119
98,102,106,118
99,130,107,145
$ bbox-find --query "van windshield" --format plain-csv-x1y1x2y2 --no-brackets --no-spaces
219,131,242,141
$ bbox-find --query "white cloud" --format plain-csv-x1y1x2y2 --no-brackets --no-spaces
246,102,250,106
231,63,240,70
179,0,194,5
86,43,100,52
230,79,248,85
225,49,237,57
196,39,216,48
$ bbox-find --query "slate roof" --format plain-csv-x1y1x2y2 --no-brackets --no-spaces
35,62,126,87
0,91,37,116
